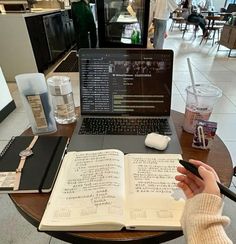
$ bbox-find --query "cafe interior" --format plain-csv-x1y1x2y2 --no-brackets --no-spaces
0,0,236,243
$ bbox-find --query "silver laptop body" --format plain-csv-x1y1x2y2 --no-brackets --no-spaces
68,48,181,154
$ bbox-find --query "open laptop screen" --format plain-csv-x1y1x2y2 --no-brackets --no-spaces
79,49,173,116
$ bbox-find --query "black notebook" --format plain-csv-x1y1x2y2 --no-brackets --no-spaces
0,136,69,193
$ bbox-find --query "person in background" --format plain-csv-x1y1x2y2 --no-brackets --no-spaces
197,0,209,11
188,8,208,36
180,0,191,9
71,0,97,52
181,0,208,36
176,159,232,244
179,0,191,19
152,0,179,49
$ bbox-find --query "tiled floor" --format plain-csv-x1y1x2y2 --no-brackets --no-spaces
1,24,236,243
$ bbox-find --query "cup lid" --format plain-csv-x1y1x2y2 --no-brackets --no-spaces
186,84,222,98
47,76,72,95
47,76,70,86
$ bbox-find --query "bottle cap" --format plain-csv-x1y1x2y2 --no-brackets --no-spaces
47,76,72,96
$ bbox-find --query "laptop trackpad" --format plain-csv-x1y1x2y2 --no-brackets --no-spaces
103,136,150,154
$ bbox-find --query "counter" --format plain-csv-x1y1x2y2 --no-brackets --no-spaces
0,8,74,82
0,8,60,16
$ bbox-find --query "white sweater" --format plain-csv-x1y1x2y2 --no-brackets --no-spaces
181,193,232,244
153,0,178,20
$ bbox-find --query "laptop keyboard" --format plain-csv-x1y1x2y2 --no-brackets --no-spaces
78,118,172,135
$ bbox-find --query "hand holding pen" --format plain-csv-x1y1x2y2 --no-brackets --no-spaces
175,159,221,199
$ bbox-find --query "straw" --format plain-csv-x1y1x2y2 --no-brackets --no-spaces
187,58,198,104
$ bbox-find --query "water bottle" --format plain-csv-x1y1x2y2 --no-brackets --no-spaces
131,29,140,44
47,76,77,124
131,29,137,44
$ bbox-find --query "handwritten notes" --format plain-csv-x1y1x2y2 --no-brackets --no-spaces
126,155,179,194
60,150,125,209
39,151,184,231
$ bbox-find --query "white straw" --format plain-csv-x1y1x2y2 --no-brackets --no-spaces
187,58,198,103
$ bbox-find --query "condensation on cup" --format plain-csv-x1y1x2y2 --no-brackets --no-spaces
183,84,222,134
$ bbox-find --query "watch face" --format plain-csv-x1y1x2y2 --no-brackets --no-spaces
19,149,33,157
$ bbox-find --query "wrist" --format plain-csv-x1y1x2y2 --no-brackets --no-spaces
187,193,223,215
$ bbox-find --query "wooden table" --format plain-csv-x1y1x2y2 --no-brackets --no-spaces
201,10,219,17
9,110,234,244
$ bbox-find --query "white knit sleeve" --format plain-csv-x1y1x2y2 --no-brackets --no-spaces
181,193,232,244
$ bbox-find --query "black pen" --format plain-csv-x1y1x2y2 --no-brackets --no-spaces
179,159,236,202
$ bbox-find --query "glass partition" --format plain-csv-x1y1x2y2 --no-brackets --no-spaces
96,0,150,47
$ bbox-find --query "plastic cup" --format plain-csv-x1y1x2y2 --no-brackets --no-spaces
15,73,57,135
183,84,222,134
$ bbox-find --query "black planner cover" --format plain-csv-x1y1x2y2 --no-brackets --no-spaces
0,136,69,193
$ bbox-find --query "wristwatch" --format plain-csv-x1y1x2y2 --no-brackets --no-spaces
14,136,39,190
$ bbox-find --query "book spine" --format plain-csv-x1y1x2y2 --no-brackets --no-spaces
38,136,62,193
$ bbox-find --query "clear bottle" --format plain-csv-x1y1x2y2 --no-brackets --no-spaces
15,73,57,135
47,76,77,124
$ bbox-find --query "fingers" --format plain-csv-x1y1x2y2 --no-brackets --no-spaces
176,159,221,198
177,181,195,199
177,166,203,188
198,165,216,182
198,166,221,197
189,159,220,182
179,159,220,182
175,174,203,195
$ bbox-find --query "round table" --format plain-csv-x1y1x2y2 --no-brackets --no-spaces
9,110,233,243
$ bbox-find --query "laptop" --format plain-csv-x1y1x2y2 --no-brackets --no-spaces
68,48,182,154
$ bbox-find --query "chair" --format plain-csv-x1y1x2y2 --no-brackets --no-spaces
182,21,199,39
169,9,186,31
199,15,224,46
220,4,236,21
169,16,186,31
217,24,236,57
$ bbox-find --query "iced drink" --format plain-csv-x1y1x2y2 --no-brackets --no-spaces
183,106,212,133
183,84,222,134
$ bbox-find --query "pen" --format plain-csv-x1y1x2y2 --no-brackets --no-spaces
179,159,236,202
